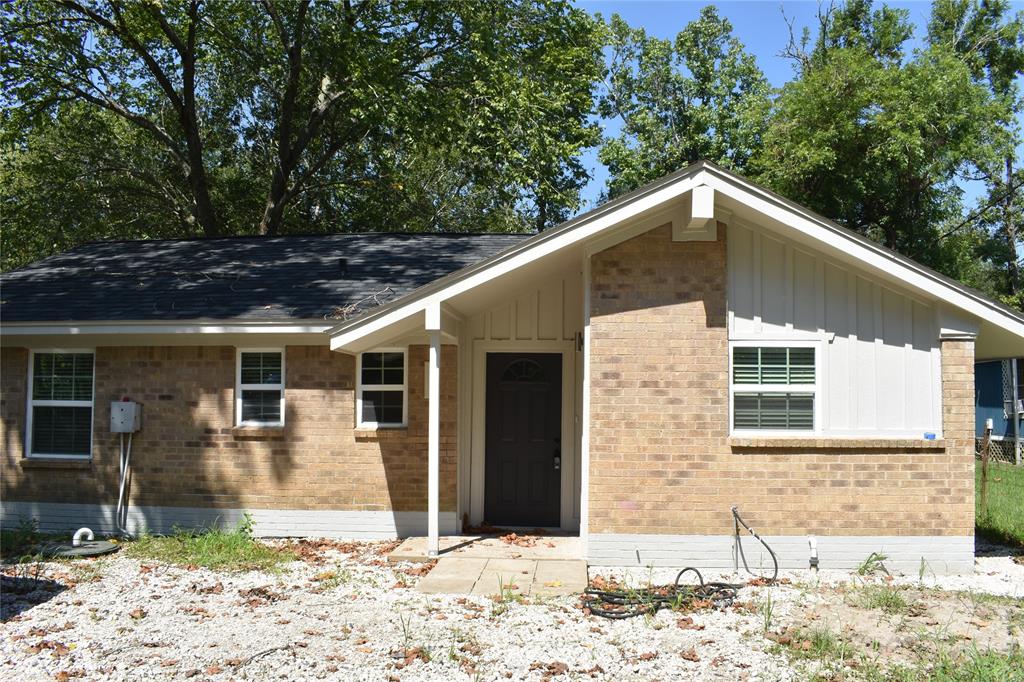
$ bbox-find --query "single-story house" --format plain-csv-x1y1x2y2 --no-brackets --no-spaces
975,357,1022,464
3,161,1022,574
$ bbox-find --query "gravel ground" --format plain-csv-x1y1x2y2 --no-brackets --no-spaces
2,540,1021,682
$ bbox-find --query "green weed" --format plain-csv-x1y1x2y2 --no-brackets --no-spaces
857,584,909,614
856,552,890,576
124,515,293,571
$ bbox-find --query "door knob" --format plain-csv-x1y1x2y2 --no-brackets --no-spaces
553,445,561,471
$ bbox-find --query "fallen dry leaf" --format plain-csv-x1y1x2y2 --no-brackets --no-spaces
677,616,705,630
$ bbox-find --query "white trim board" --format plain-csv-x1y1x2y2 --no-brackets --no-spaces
3,321,334,336
587,533,974,575
0,501,458,540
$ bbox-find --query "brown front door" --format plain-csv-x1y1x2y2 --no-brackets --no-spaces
484,353,562,527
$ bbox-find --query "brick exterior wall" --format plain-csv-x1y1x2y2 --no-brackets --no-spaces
588,223,975,538
0,345,457,514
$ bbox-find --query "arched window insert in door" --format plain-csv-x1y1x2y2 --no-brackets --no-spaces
501,358,545,382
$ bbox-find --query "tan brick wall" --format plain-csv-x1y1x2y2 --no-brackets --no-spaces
588,223,975,538
1,345,457,513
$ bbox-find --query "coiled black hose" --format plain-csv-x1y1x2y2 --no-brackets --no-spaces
582,567,738,619
582,508,778,620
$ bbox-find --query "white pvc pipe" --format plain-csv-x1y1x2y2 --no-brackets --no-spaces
72,527,94,547
116,432,133,535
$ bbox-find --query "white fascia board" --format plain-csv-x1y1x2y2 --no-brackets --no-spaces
2,320,334,336
329,173,702,348
703,170,1024,340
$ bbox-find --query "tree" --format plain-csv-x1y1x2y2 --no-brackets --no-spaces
752,0,1004,280
1,0,601,268
929,0,1024,309
597,6,770,199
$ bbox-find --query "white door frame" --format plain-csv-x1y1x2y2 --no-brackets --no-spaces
469,340,578,531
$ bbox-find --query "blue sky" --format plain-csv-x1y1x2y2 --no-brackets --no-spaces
572,0,1021,211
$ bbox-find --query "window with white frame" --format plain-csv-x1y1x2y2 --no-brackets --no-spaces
357,350,406,427
731,344,817,432
236,350,284,426
28,351,95,458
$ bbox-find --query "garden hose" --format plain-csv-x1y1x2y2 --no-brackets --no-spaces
583,508,779,620
582,567,739,619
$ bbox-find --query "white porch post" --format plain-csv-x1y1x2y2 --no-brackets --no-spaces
426,303,442,556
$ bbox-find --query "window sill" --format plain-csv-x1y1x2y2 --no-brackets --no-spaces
728,436,946,450
354,426,408,440
231,425,285,438
21,457,93,470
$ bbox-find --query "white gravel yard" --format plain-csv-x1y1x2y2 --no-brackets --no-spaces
2,539,1022,682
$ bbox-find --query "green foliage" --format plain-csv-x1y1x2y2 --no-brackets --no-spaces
597,6,770,199
0,518,41,561
1,0,602,269
855,552,889,576
857,584,909,613
924,647,1024,682
976,460,1024,547
124,519,294,572
929,0,1024,308
753,2,1003,271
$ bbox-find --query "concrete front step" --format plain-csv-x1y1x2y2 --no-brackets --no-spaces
416,557,587,596
389,535,582,563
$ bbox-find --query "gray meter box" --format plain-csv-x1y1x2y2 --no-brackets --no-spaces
110,401,141,433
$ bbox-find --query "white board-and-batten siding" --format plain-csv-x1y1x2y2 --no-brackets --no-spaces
727,220,943,437
468,274,581,343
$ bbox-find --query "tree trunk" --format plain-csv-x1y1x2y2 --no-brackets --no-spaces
1004,156,1019,297
258,166,290,236
180,4,218,237
185,140,219,236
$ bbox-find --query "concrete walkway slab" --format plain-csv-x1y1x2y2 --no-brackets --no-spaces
533,560,588,597
415,556,586,596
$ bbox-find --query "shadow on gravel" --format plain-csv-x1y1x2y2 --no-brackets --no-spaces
1,575,68,621
975,538,1024,562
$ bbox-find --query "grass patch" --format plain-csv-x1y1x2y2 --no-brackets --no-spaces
856,584,909,614
124,516,293,572
768,626,854,662
858,649,1024,682
932,648,1024,681
976,460,1024,548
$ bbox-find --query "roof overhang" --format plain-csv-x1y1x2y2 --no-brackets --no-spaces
0,319,334,348
328,161,1024,355
328,165,704,351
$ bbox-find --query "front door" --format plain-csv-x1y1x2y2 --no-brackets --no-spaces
484,353,562,527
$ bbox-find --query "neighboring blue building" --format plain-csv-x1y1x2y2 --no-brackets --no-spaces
976,358,1022,464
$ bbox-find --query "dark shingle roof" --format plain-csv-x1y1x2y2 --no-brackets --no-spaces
0,233,531,322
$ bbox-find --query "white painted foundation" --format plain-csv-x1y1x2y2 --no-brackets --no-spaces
0,502,457,540
588,533,975,575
